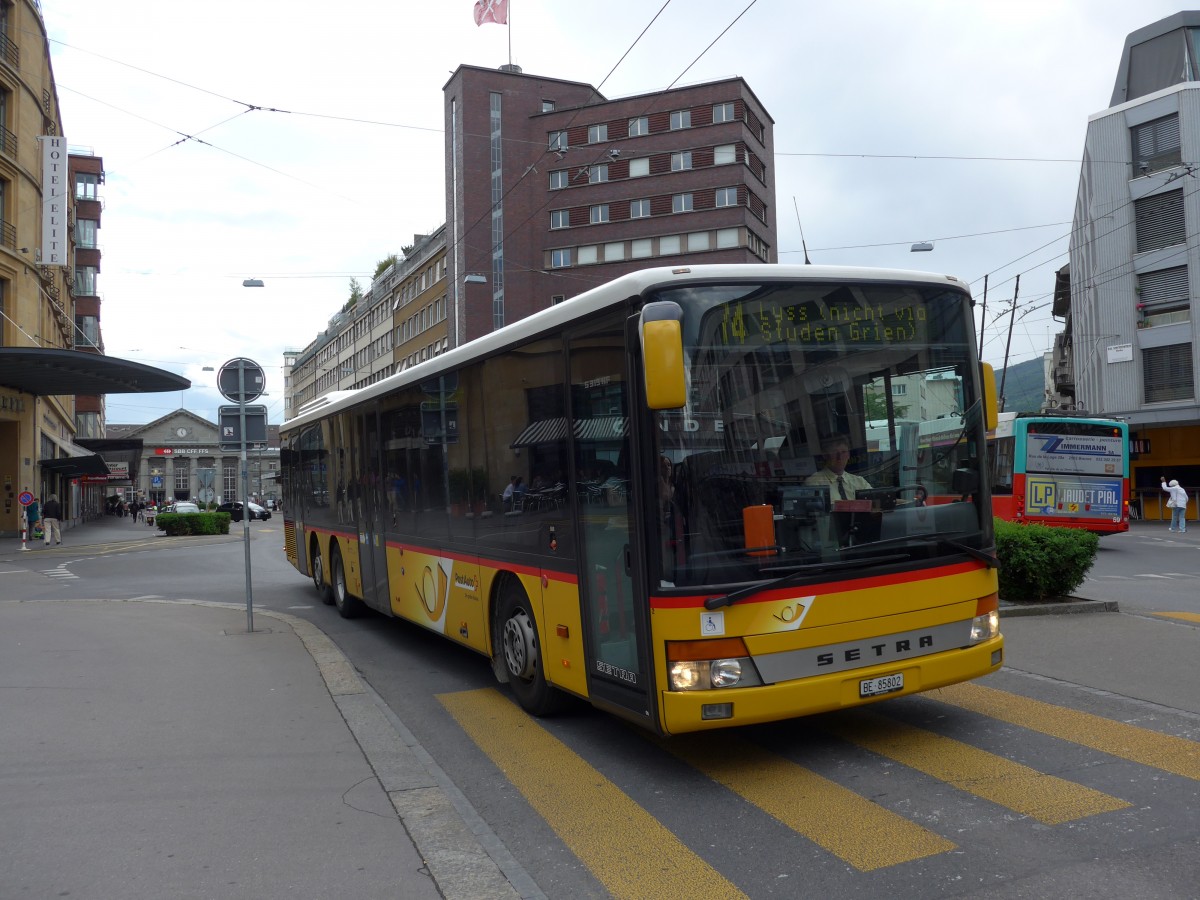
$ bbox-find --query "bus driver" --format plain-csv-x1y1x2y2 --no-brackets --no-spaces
806,434,871,500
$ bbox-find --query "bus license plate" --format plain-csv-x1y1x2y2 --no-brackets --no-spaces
860,673,904,697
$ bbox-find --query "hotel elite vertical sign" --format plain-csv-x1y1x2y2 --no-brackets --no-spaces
40,136,68,266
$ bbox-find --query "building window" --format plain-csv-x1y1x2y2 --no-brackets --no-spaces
550,209,569,229
670,110,691,130
687,231,710,252
542,99,555,112
1138,265,1191,327
75,173,99,201
604,242,625,261
892,384,908,395
672,193,693,213
714,144,737,166
1135,189,1185,252
223,465,237,499
671,151,693,171
1132,114,1181,176
175,460,190,494
713,102,737,123
628,116,648,137
628,157,649,178
75,218,98,248
1143,343,1194,403
578,245,598,265
73,265,97,295
630,199,650,218
551,294,565,305
659,235,681,255
548,130,568,151
632,238,653,258
74,314,99,347
590,204,609,224
549,170,568,190
715,187,738,207
716,227,739,248
551,248,571,268
588,164,609,184
588,123,608,143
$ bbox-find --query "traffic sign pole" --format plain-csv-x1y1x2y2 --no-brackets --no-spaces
217,357,262,634
239,359,254,633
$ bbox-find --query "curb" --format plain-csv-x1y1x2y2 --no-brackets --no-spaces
1000,598,1120,617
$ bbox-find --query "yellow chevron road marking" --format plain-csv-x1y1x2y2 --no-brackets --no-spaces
934,682,1200,782
440,689,746,900
664,734,955,871
823,709,1130,825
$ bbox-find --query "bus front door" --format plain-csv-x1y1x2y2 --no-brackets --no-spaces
358,408,391,613
569,320,655,728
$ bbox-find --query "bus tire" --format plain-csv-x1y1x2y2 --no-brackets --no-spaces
330,544,363,619
497,581,569,716
311,539,333,605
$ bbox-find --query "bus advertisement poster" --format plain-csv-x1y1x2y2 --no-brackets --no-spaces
1024,434,1124,476
1024,476,1124,517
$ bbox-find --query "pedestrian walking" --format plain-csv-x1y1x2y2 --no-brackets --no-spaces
42,494,62,545
25,496,40,539
1162,478,1189,533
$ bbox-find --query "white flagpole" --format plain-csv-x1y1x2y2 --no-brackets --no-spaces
508,0,512,67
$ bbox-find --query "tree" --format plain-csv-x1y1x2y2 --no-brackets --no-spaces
374,254,400,280
863,389,909,421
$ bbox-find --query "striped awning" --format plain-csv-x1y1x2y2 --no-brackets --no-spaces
573,416,628,442
510,418,570,448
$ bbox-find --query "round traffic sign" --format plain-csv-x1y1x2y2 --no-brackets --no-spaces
217,358,265,403
18,491,33,506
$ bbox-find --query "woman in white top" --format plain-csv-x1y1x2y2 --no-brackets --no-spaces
1162,478,1188,533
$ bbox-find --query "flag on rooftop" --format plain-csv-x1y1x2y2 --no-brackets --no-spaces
473,0,508,26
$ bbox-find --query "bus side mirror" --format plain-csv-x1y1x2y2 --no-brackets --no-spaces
641,301,686,410
980,362,998,432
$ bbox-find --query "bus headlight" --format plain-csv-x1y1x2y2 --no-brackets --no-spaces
669,658,761,690
969,594,1000,644
710,659,743,687
667,639,764,691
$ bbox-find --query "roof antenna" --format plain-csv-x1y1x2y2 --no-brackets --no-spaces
793,196,811,264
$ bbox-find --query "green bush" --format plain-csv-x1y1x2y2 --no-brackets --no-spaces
157,512,231,536
994,519,1099,602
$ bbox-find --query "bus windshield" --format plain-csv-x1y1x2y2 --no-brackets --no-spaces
649,279,989,588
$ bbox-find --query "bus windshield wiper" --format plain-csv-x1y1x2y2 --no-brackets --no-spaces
839,531,998,569
704,554,910,610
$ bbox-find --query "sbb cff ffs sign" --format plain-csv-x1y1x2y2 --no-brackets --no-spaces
219,405,268,451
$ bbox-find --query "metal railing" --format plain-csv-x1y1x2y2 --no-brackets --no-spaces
0,33,18,70
0,220,14,250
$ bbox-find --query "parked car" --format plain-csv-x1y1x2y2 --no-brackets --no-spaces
165,501,201,514
216,501,271,522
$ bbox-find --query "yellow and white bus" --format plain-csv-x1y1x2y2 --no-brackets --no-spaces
279,265,1003,735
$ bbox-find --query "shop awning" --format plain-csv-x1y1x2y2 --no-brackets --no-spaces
36,454,111,478
0,347,190,396
510,417,570,448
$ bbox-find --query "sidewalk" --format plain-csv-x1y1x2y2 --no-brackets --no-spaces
0,596,529,899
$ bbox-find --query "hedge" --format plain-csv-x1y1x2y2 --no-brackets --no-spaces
156,512,231,536
994,519,1099,602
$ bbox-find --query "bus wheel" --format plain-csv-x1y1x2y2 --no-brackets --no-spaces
330,545,363,619
311,540,333,605
497,582,568,716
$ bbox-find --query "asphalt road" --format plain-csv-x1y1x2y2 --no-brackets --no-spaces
6,519,1199,898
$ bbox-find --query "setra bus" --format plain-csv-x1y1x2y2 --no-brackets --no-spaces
279,265,1003,735
987,411,1130,535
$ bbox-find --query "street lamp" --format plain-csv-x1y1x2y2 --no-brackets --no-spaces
910,241,934,252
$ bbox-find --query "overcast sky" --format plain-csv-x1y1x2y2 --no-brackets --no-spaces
41,0,1188,425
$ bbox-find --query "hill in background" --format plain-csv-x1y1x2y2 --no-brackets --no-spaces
995,357,1046,413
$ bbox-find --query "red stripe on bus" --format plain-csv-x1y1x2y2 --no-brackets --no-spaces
650,560,982,609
